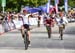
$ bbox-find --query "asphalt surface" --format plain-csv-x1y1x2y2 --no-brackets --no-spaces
0,22,75,53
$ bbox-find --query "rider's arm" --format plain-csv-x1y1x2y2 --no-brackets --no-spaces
54,18,58,24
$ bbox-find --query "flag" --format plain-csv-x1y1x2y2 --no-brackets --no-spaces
55,0,59,4
46,0,50,13
55,0,58,13
64,0,68,13
58,0,59,4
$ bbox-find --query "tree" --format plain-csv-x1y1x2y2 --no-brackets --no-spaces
68,0,75,7
0,0,3,12
0,0,75,12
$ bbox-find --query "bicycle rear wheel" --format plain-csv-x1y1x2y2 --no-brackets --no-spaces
24,31,29,50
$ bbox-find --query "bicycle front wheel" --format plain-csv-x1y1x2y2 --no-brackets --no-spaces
24,31,28,50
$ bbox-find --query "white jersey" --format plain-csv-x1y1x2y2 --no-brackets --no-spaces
55,18,61,26
55,16,68,26
22,14,30,24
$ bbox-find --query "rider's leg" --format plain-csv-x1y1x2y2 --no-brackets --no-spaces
50,27,51,33
63,24,65,29
38,20,40,27
27,30,30,44
49,26,51,38
59,27,61,33
25,24,31,45
59,27,61,38
27,30,30,41
22,24,31,45
20,28,24,38
46,26,51,38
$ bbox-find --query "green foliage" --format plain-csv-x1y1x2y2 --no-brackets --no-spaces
0,0,1,6
5,0,48,12
68,0,75,7
0,0,75,12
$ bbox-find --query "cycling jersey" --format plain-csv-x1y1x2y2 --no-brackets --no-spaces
45,17,54,27
21,14,30,25
55,17,62,26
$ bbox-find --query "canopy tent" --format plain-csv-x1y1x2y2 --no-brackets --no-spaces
38,5,53,13
27,8,41,13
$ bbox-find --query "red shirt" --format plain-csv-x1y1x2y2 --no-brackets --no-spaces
45,17,53,27
8,15,10,22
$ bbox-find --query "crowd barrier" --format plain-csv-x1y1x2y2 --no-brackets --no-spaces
0,18,44,35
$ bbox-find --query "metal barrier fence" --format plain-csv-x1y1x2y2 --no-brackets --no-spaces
0,18,44,35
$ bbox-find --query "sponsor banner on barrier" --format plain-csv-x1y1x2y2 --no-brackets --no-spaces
0,17,44,35
13,20,23,29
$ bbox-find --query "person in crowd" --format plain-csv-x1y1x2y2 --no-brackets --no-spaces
37,10,42,27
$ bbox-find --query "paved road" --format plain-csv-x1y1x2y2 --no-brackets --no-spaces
0,23,75,53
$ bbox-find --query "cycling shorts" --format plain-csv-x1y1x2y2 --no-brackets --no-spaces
23,24,30,30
